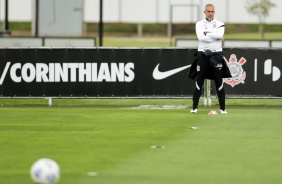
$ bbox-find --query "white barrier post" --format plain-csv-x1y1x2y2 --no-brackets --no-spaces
48,98,52,107
207,79,212,106
204,79,212,106
204,80,207,106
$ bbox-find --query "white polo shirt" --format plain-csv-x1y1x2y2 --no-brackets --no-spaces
195,18,225,52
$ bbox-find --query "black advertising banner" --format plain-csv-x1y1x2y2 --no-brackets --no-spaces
0,48,281,97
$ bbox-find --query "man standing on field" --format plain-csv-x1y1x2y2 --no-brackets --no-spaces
188,4,231,114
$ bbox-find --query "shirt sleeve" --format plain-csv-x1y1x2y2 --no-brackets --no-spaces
206,25,225,39
196,22,214,43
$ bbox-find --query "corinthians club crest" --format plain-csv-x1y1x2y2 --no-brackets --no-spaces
223,54,247,87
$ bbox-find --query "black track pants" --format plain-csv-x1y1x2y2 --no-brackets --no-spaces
192,55,226,110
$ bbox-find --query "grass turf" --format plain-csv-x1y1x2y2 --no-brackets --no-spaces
0,99,282,184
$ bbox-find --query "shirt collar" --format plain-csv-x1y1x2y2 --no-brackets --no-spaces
206,18,214,22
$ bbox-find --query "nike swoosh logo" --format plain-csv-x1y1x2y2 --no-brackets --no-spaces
153,64,191,80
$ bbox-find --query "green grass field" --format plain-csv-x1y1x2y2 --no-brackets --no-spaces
1,98,282,184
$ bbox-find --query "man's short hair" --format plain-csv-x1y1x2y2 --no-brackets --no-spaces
205,4,214,10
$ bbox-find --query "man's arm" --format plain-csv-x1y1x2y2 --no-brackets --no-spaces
196,22,214,43
206,25,225,39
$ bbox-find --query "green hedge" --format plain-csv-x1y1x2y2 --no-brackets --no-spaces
8,22,31,31
4,22,282,35
86,23,282,35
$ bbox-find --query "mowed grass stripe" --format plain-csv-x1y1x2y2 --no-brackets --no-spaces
1,98,282,107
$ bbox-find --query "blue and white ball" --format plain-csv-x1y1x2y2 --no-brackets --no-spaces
30,158,60,184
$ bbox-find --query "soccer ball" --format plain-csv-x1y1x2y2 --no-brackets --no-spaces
208,110,218,115
30,158,60,184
